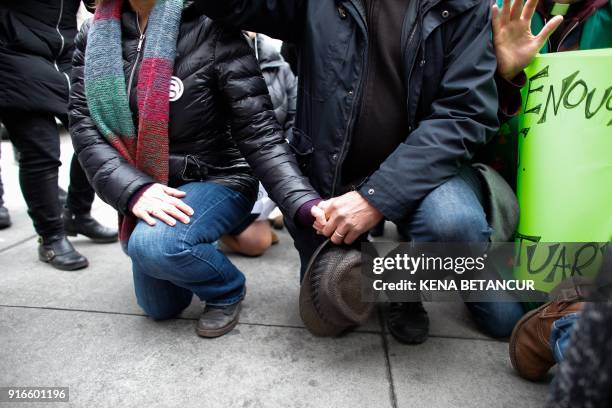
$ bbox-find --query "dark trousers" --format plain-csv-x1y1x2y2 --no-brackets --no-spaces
0,110,95,238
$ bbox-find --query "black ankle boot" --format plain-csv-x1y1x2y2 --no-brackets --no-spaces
63,209,118,243
0,206,11,229
386,301,430,345
38,235,89,271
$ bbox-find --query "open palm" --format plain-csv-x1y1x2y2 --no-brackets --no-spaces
492,0,563,81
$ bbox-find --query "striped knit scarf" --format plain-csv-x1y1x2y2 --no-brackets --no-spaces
84,0,182,245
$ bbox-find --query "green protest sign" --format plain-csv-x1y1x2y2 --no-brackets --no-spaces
513,49,612,293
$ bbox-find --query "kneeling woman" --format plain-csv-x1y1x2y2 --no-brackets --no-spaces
69,0,319,337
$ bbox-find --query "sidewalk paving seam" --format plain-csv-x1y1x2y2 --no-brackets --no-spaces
0,304,503,342
0,304,384,335
378,309,399,408
0,234,37,253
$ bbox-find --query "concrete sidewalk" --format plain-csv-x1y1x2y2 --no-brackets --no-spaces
0,136,550,408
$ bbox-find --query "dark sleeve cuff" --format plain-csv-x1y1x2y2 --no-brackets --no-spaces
294,198,322,227
496,70,527,123
358,181,405,224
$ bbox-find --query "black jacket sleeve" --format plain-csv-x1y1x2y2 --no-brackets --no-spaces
68,22,155,214
193,0,305,43
214,27,319,219
359,1,500,223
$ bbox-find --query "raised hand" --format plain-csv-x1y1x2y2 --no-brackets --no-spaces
131,183,194,227
492,0,563,81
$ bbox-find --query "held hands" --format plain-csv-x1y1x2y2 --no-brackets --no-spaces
492,0,563,81
131,183,194,227
311,191,383,245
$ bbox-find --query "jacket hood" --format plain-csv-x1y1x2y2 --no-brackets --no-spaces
252,34,285,70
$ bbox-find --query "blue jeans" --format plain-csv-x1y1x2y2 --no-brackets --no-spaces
396,166,525,338
551,312,580,363
127,182,254,320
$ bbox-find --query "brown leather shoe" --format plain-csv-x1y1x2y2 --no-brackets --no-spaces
509,300,584,381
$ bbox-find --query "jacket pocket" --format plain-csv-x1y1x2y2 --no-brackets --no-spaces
286,127,314,175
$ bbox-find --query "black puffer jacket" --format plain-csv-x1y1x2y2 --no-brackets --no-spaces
69,3,318,218
251,34,297,140
0,0,94,115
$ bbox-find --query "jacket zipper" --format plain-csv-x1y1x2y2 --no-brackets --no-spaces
126,14,146,103
544,17,580,52
330,0,369,195
53,0,70,90
331,0,440,193
405,0,438,128
556,21,579,51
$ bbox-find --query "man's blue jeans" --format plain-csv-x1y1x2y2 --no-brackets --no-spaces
395,166,524,338
127,182,254,320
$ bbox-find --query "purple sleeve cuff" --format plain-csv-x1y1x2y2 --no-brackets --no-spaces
128,183,154,213
295,198,322,227
496,70,527,123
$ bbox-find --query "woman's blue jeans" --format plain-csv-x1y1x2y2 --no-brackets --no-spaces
127,182,254,320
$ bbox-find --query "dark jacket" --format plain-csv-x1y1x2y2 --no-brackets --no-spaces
251,34,298,140
0,0,94,116
68,4,318,219
196,0,499,224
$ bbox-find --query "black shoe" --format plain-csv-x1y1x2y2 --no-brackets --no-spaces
63,209,118,243
0,206,11,229
38,235,89,271
386,301,430,345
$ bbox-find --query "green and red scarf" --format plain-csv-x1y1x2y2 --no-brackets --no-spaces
84,0,182,244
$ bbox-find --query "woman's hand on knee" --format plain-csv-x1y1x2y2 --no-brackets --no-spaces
131,184,194,227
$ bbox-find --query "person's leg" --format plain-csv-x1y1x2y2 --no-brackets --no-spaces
284,214,326,281
0,140,10,229
465,302,525,338
401,166,491,243
127,181,254,314
395,166,522,339
57,114,116,242
3,111,64,238
551,312,581,363
132,267,194,321
0,140,4,206
1,110,87,269
222,218,278,257
57,115,96,215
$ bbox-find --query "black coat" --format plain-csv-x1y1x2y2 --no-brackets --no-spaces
197,0,500,224
0,0,93,116
69,4,318,218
